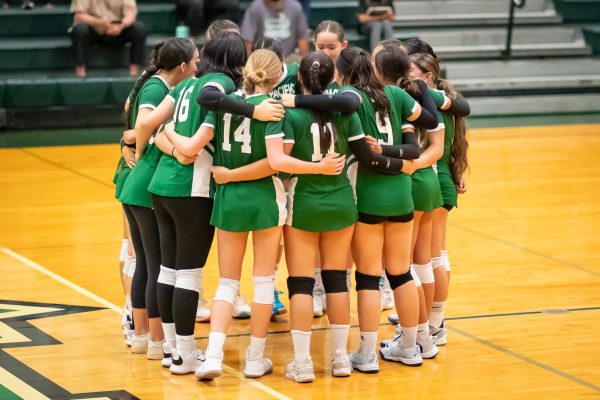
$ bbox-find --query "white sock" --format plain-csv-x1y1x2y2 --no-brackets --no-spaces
248,335,267,356
176,334,196,357
417,323,430,341
400,326,417,349
430,301,446,328
395,323,402,336
206,331,226,358
359,331,377,355
330,324,349,355
125,294,132,310
162,322,176,350
291,330,311,363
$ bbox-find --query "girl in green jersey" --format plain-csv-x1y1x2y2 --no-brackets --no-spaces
314,21,347,96
335,46,439,370
164,49,287,380
270,52,418,383
135,31,285,376
118,38,199,360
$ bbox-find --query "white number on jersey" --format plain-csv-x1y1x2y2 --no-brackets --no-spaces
375,111,393,145
222,113,251,154
174,86,194,123
310,122,335,161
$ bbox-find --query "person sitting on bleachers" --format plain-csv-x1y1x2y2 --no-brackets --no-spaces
357,0,395,51
69,0,147,78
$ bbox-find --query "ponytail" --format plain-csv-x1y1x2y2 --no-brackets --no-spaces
126,42,162,129
438,78,469,185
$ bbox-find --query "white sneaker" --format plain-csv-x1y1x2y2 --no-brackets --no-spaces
161,342,174,368
430,321,447,346
131,333,148,354
244,349,273,378
284,357,315,383
331,350,352,377
196,293,210,322
417,335,439,359
349,351,379,373
388,313,399,325
123,326,133,347
170,349,204,375
233,294,251,319
147,339,164,360
195,352,223,380
380,342,423,366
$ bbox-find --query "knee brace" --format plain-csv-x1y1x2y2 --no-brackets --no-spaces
410,265,422,287
441,250,451,272
385,269,413,290
431,256,444,271
126,256,136,278
175,268,203,293
120,239,128,262
321,270,348,293
157,265,176,286
253,274,275,305
287,276,315,299
214,278,240,304
413,262,435,284
355,271,380,291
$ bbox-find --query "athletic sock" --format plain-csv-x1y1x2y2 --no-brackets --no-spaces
330,324,350,355
417,323,430,341
162,322,176,351
359,331,377,355
176,334,196,358
206,331,226,358
400,326,417,349
291,330,311,363
248,335,267,357
430,301,447,328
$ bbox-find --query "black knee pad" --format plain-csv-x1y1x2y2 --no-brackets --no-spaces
321,270,348,293
287,276,315,299
385,270,413,290
355,271,380,291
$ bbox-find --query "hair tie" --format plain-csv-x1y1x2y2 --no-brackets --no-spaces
312,61,320,68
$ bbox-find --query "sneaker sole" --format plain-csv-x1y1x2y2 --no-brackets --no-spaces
233,312,251,319
434,337,447,346
332,368,352,377
170,367,195,375
350,364,379,374
147,352,163,360
388,315,399,324
420,347,439,359
196,315,210,323
379,351,423,367
161,359,172,368
313,311,324,318
131,346,148,354
285,373,314,383
196,370,222,380
244,366,273,378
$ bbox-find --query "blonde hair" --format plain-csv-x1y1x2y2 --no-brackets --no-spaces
242,49,282,94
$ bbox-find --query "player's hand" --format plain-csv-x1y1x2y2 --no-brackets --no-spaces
281,94,296,108
122,146,136,168
365,136,382,154
457,177,468,194
401,160,416,175
318,153,346,175
173,149,197,165
211,166,232,184
253,99,285,121
123,129,136,145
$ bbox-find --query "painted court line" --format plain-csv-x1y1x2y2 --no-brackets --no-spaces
1,246,292,400
448,325,600,393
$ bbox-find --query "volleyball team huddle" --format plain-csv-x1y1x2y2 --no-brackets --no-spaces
114,18,470,384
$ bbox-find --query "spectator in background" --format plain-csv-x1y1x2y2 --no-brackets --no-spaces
241,0,309,58
173,0,239,38
357,0,395,51
70,0,147,78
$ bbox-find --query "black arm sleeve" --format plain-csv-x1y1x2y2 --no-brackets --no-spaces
294,91,361,113
380,131,420,160
348,137,404,175
410,80,438,130
196,86,255,118
446,94,470,117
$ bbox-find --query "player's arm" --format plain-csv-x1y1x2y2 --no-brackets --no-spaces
406,80,438,130
136,97,175,158
163,121,214,158
282,91,361,113
266,137,345,175
413,129,444,170
197,87,284,121
212,159,276,184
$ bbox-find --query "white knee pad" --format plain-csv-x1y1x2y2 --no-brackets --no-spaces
175,268,203,293
253,274,275,305
120,239,128,262
431,256,444,271
157,265,176,286
409,265,422,287
214,278,240,305
126,256,136,278
413,262,434,284
441,250,451,272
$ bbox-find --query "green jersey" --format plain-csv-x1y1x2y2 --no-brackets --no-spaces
282,108,363,232
324,81,340,96
269,63,300,100
148,73,236,198
118,76,170,208
342,85,417,216
207,93,287,232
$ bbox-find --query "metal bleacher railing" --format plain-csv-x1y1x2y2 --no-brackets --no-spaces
503,0,527,59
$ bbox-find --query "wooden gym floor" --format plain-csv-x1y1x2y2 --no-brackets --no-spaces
0,123,599,399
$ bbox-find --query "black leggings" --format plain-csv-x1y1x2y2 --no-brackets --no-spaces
152,195,215,336
123,204,162,318
358,211,414,224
